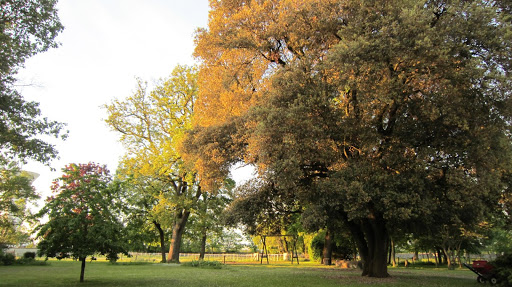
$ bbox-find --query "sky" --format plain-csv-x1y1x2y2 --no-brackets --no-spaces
17,0,236,206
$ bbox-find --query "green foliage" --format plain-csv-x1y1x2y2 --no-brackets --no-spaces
0,251,15,265
116,173,171,258
309,230,355,262
35,163,129,280
106,65,235,262
190,0,512,277
310,232,324,261
23,252,35,259
491,254,512,286
182,179,236,253
181,260,223,269
0,0,67,165
0,163,39,246
0,0,63,75
0,250,47,266
487,226,512,254
104,64,197,177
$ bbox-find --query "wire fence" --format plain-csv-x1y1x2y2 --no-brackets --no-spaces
6,248,500,264
124,252,295,263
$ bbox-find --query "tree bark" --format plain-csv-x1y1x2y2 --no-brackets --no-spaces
322,228,333,265
167,209,190,263
199,229,207,260
363,217,389,277
167,179,201,263
347,216,389,277
436,248,445,265
153,221,166,263
456,242,462,268
442,245,452,269
79,257,86,283
390,238,396,267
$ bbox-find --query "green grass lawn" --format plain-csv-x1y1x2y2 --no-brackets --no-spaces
0,260,482,287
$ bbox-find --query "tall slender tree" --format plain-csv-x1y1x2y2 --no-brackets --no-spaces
105,65,200,263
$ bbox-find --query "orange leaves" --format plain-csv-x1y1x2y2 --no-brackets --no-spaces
193,0,344,129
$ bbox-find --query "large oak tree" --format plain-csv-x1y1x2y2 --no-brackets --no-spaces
186,0,512,277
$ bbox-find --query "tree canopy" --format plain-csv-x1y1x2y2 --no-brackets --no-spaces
105,65,202,263
0,0,67,165
36,163,128,282
186,0,512,278
0,164,38,246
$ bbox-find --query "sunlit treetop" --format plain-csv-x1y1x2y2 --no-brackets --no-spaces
105,65,198,180
193,0,344,127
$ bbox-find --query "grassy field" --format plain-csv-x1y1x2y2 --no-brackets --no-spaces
0,260,482,286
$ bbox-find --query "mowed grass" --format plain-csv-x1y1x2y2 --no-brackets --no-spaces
0,260,482,287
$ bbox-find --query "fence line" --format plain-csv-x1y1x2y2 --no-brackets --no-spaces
6,249,500,263
121,252,296,262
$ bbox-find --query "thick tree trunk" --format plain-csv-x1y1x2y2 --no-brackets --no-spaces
199,229,207,260
363,218,389,277
346,219,368,265
167,210,190,263
153,221,166,263
79,257,86,282
322,229,333,265
167,179,200,263
347,215,389,278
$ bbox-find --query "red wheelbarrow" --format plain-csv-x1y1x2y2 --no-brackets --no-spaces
463,260,498,285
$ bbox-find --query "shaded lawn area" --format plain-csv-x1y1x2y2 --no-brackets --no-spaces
0,260,481,287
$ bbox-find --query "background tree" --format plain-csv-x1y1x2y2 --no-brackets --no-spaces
1,1,66,246
185,178,234,259
105,65,201,263
1,0,67,165
0,164,38,246
36,163,128,283
117,172,171,263
186,0,512,278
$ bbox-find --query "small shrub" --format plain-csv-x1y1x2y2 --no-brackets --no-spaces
23,252,36,259
491,253,512,286
182,260,223,269
15,257,48,266
1,253,16,266
106,253,118,263
0,251,47,266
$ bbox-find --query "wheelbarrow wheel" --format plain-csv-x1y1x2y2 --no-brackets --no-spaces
477,276,486,283
489,275,498,285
